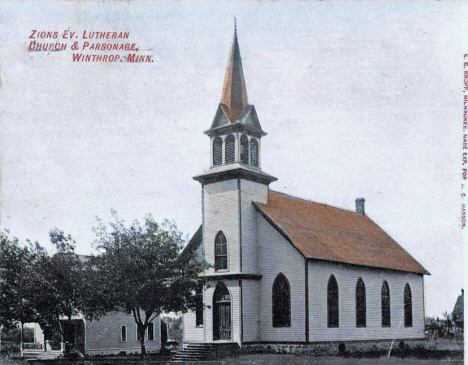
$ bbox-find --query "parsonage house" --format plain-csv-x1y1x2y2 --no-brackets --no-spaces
181,25,429,351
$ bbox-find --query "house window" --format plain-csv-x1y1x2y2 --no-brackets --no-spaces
213,137,223,166
356,278,366,327
381,281,391,327
272,274,291,327
214,232,228,271
225,135,235,164
250,139,259,166
195,285,204,326
240,135,249,164
147,322,154,341
327,275,339,328
404,283,412,327
121,325,127,342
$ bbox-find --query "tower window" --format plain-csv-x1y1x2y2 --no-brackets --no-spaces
213,137,223,166
404,283,412,327
272,274,291,327
381,281,391,327
327,275,339,328
225,135,235,164
214,232,228,271
250,139,259,166
240,135,249,164
356,278,366,327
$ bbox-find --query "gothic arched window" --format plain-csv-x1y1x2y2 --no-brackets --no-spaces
404,283,412,327
327,275,339,328
214,232,228,271
250,139,259,167
356,278,366,327
225,135,235,164
381,281,391,327
240,135,249,164
213,137,223,166
272,274,291,327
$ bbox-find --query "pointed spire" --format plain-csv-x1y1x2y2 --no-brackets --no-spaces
220,19,248,122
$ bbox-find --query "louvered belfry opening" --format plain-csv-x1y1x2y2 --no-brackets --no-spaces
240,135,249,164
225,135,235,164
213,137,223,166
250,138,259,166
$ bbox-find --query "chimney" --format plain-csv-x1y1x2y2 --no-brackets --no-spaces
355,198,365,216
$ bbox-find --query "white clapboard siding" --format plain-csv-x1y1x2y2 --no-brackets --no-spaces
257,213,306,342
183,310,205,343
204,180,240,273
240,180,268,274
242,280,260,342
308,260,425,341
85,312,160,355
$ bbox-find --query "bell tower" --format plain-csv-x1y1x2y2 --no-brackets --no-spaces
193,23,276,344
194,22,276,184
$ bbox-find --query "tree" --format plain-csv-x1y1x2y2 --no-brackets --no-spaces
0,231,47,330
92,212,209,356
0,229,104,356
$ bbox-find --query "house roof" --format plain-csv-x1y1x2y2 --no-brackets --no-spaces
452,289,464,318
254,191,429,275
182,225,203,257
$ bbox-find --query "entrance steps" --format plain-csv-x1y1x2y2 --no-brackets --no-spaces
171,343,239,362
22,350,63,361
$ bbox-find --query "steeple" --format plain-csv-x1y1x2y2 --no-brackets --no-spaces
195,22,276,185
207,21,264,135
220,19,249,122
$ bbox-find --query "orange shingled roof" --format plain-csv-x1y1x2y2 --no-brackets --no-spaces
254,191,429,275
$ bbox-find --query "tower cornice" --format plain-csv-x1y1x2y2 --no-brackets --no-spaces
193,164,277,186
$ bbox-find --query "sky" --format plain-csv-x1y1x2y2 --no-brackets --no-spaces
0,0,466,318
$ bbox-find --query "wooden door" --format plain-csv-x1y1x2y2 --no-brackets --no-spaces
213,283,231,341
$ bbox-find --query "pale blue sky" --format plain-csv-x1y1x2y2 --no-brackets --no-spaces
1,0,466,318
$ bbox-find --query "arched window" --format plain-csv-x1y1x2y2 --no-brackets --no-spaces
250,139,259,167
213,137,223,166
195,285,203,327
214,232,228,271
240,135,249,164
356,278,366,327
404,283,412,327
381,281,391,327
272,274,291,327
225,135,235,164
327,275,339,328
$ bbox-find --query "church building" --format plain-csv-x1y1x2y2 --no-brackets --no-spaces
182,25,429,348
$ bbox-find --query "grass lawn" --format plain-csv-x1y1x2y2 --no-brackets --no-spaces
224,354,464,365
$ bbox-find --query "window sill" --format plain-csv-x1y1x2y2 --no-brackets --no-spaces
196,325,204,328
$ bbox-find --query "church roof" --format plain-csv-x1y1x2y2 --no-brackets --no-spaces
254,191,429,275
207,23,264,135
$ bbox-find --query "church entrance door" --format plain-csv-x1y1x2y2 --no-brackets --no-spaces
213,282,231,341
